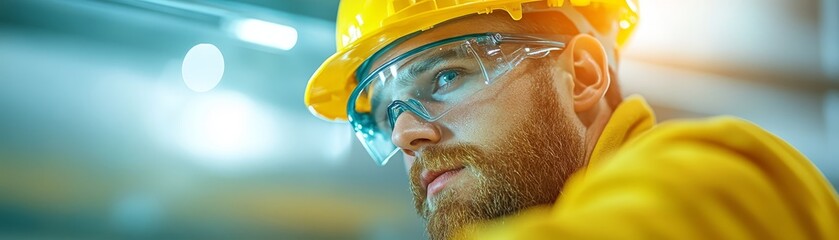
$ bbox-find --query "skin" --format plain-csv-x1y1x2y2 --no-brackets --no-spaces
373,11,616,240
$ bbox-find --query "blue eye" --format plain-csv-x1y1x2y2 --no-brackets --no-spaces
434,69,460,94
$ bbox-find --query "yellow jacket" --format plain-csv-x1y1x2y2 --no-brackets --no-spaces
468,96,839,239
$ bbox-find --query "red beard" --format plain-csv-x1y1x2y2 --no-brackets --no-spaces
408,70,586,240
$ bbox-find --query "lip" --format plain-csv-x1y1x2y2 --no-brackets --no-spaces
421,167,465,198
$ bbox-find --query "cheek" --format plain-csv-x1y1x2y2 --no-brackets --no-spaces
443,75,537,145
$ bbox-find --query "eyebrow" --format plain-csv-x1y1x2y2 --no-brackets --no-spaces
392,49,462,94
411,49,461,77
369,48,463,111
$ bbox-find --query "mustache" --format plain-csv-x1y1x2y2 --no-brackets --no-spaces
412,144,483,172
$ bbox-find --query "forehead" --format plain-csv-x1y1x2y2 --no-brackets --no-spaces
368,12,525,70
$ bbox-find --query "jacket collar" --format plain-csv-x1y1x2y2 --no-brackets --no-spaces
587,95,657,170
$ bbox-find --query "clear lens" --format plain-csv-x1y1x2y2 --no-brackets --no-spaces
348,33,566,165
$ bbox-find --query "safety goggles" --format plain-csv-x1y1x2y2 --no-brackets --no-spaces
348,32,569,166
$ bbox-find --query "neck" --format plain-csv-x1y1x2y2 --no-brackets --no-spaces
582,101,613,164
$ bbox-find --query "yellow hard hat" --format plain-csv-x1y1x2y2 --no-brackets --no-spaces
304,0,639,121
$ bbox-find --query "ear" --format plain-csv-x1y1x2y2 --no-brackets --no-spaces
562,34,611,113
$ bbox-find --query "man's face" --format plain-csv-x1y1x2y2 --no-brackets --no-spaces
376,13,588,239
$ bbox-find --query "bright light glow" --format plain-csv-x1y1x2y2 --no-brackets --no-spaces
378,71,387,83
355,14,364,25
389,65,398,79
625,0,817,74
232,18,298,50
182,43,224,92
178,91,279,170
619,20,631,29
627,0,639,13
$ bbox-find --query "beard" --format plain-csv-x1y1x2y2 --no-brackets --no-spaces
408,69,587,240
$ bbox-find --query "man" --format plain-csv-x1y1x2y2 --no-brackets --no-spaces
304,0,839,239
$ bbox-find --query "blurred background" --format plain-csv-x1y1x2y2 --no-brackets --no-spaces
0,0,836,239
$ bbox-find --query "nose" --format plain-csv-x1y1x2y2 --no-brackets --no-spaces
391,112,441,156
